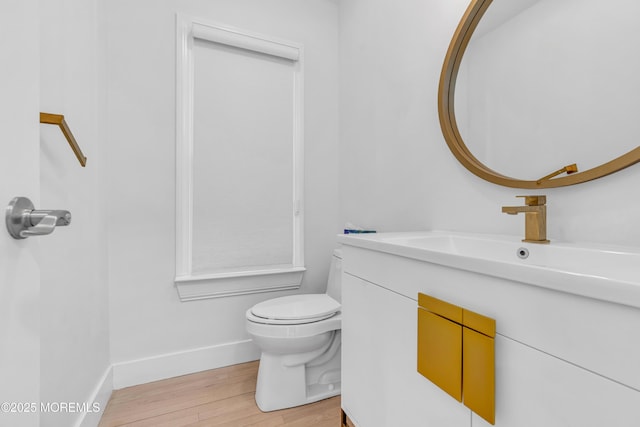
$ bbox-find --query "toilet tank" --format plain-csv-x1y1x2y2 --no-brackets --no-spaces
325,248,343,303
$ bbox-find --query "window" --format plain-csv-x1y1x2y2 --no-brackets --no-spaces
175,16,304,301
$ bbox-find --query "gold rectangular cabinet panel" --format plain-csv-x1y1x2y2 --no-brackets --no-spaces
40,112,87,167
417,293,496,425
417,308,463,401
418,293,463,324
463,327,495,424
463,308,496,338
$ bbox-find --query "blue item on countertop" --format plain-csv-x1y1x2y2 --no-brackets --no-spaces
344,229,376,234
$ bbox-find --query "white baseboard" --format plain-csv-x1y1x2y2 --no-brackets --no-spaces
112,339,261,389
75,365,113,427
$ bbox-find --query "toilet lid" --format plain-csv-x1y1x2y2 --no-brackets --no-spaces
250,294,340,321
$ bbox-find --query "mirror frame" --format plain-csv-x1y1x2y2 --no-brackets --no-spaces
438,0,640,188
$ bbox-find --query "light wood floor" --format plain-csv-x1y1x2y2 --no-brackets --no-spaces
98,361,342,427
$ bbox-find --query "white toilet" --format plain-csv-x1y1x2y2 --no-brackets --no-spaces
246,249,343,412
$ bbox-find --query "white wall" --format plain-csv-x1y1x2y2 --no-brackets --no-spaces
105,0,340,385
39,0,111,425
339,0,640,247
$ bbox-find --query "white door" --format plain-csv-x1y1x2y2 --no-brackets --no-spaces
0,1,41,426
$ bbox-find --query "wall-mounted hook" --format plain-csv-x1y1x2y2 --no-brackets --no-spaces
5,197,72,239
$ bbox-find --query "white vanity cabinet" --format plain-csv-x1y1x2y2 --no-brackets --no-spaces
339,242,640,427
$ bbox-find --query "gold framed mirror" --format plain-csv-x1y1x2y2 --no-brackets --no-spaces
438,0,640,188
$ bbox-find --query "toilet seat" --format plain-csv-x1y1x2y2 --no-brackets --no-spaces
246,310,341,338
250,294,340,324
248,312,335,325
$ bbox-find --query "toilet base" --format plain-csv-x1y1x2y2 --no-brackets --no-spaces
254,336,342,412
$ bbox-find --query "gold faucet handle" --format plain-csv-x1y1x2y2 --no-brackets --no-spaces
516,195,546,206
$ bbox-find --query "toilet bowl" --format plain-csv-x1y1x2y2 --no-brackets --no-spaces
246,249,343,412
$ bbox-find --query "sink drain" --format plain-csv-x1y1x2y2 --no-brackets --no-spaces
517,247,529,259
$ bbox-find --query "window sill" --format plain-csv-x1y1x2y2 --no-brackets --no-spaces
174,267,305,301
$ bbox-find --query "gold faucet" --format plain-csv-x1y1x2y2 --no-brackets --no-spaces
501,195,550,244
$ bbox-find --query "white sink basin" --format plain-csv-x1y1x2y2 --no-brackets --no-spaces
337,231,640,308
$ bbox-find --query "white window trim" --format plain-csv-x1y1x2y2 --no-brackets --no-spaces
175,15,305,301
